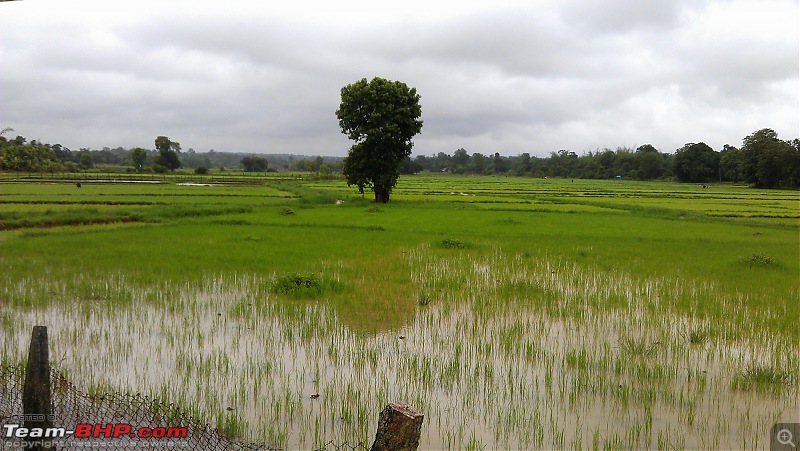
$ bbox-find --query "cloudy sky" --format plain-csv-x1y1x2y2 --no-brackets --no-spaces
1,0,797,157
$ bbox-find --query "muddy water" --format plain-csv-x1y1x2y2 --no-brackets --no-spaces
2,276,797,449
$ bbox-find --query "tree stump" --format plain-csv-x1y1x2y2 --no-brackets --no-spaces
370,403,423,451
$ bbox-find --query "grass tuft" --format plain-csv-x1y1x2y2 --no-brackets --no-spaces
738,253,779,268
270,273,342,298
687,327,710,345
440,238,465,249
416,291,431,306
619,336,660,357
732,364,795,391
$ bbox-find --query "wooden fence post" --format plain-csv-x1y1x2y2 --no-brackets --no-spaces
22,325,53,451
370,403,423,451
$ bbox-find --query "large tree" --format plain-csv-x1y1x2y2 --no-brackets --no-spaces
635,144,665,180
336,77,422,203
154,136,181,172
0,141,63,172
740,128,799,188
241,155,269,172
673,142,719,182
130,147,147,170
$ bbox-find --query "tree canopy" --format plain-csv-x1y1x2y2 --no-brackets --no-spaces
154,136,181,172
740,128,800,188
130,147,147,170
673,142,719,182
241,155,269,172
336,77,422,203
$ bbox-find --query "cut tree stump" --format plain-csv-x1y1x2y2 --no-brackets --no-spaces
370,402,423,451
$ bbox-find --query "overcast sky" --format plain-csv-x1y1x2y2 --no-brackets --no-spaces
1,0,797,157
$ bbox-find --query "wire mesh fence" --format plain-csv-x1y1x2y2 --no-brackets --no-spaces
0,364,370,451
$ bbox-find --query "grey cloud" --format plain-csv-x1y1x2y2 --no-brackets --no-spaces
559,0,700,34
0,0,796,157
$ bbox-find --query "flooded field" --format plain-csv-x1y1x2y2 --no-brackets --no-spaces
1,176,798,449
2,244,797,449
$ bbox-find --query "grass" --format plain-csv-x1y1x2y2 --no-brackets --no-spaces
0,174,798,449
271,273,342,298
738,253,779,268
687,327,710,345
733,364,796,392
439,238,466,249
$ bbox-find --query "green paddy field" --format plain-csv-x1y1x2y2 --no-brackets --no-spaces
0,174,797,449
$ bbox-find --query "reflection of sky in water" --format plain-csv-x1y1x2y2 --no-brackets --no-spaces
1,252,797,450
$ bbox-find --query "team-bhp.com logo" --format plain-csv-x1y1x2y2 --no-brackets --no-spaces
4,423,188,439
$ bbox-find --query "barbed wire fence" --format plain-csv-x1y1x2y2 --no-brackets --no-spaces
1,363,374,451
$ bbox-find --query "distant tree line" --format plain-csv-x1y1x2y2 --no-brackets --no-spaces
0,131,344,175
400,128,799,189
1,128,797,188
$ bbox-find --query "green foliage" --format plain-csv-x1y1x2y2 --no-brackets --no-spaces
318,163,333,178
740,128,800,188
635,146,666,180
0,141,64,172
154,136,181,172
673,142,719,182
336,77,423,203
241,156,269,172
78,150,94,169
130,147,148,170
718,145,743,182
194,166,209,175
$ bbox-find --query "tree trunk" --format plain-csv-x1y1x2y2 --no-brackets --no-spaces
374,189,390,203
370,403,423,451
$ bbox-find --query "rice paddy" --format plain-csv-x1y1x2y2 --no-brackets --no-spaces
0,174,797,449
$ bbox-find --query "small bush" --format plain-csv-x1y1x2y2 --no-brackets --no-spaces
281,207,295,216
194,166,209,175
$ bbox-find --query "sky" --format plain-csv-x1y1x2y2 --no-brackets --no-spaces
1,0,797,158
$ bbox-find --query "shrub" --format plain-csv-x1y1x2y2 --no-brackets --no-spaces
151,163,169,174
194,166,209,175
